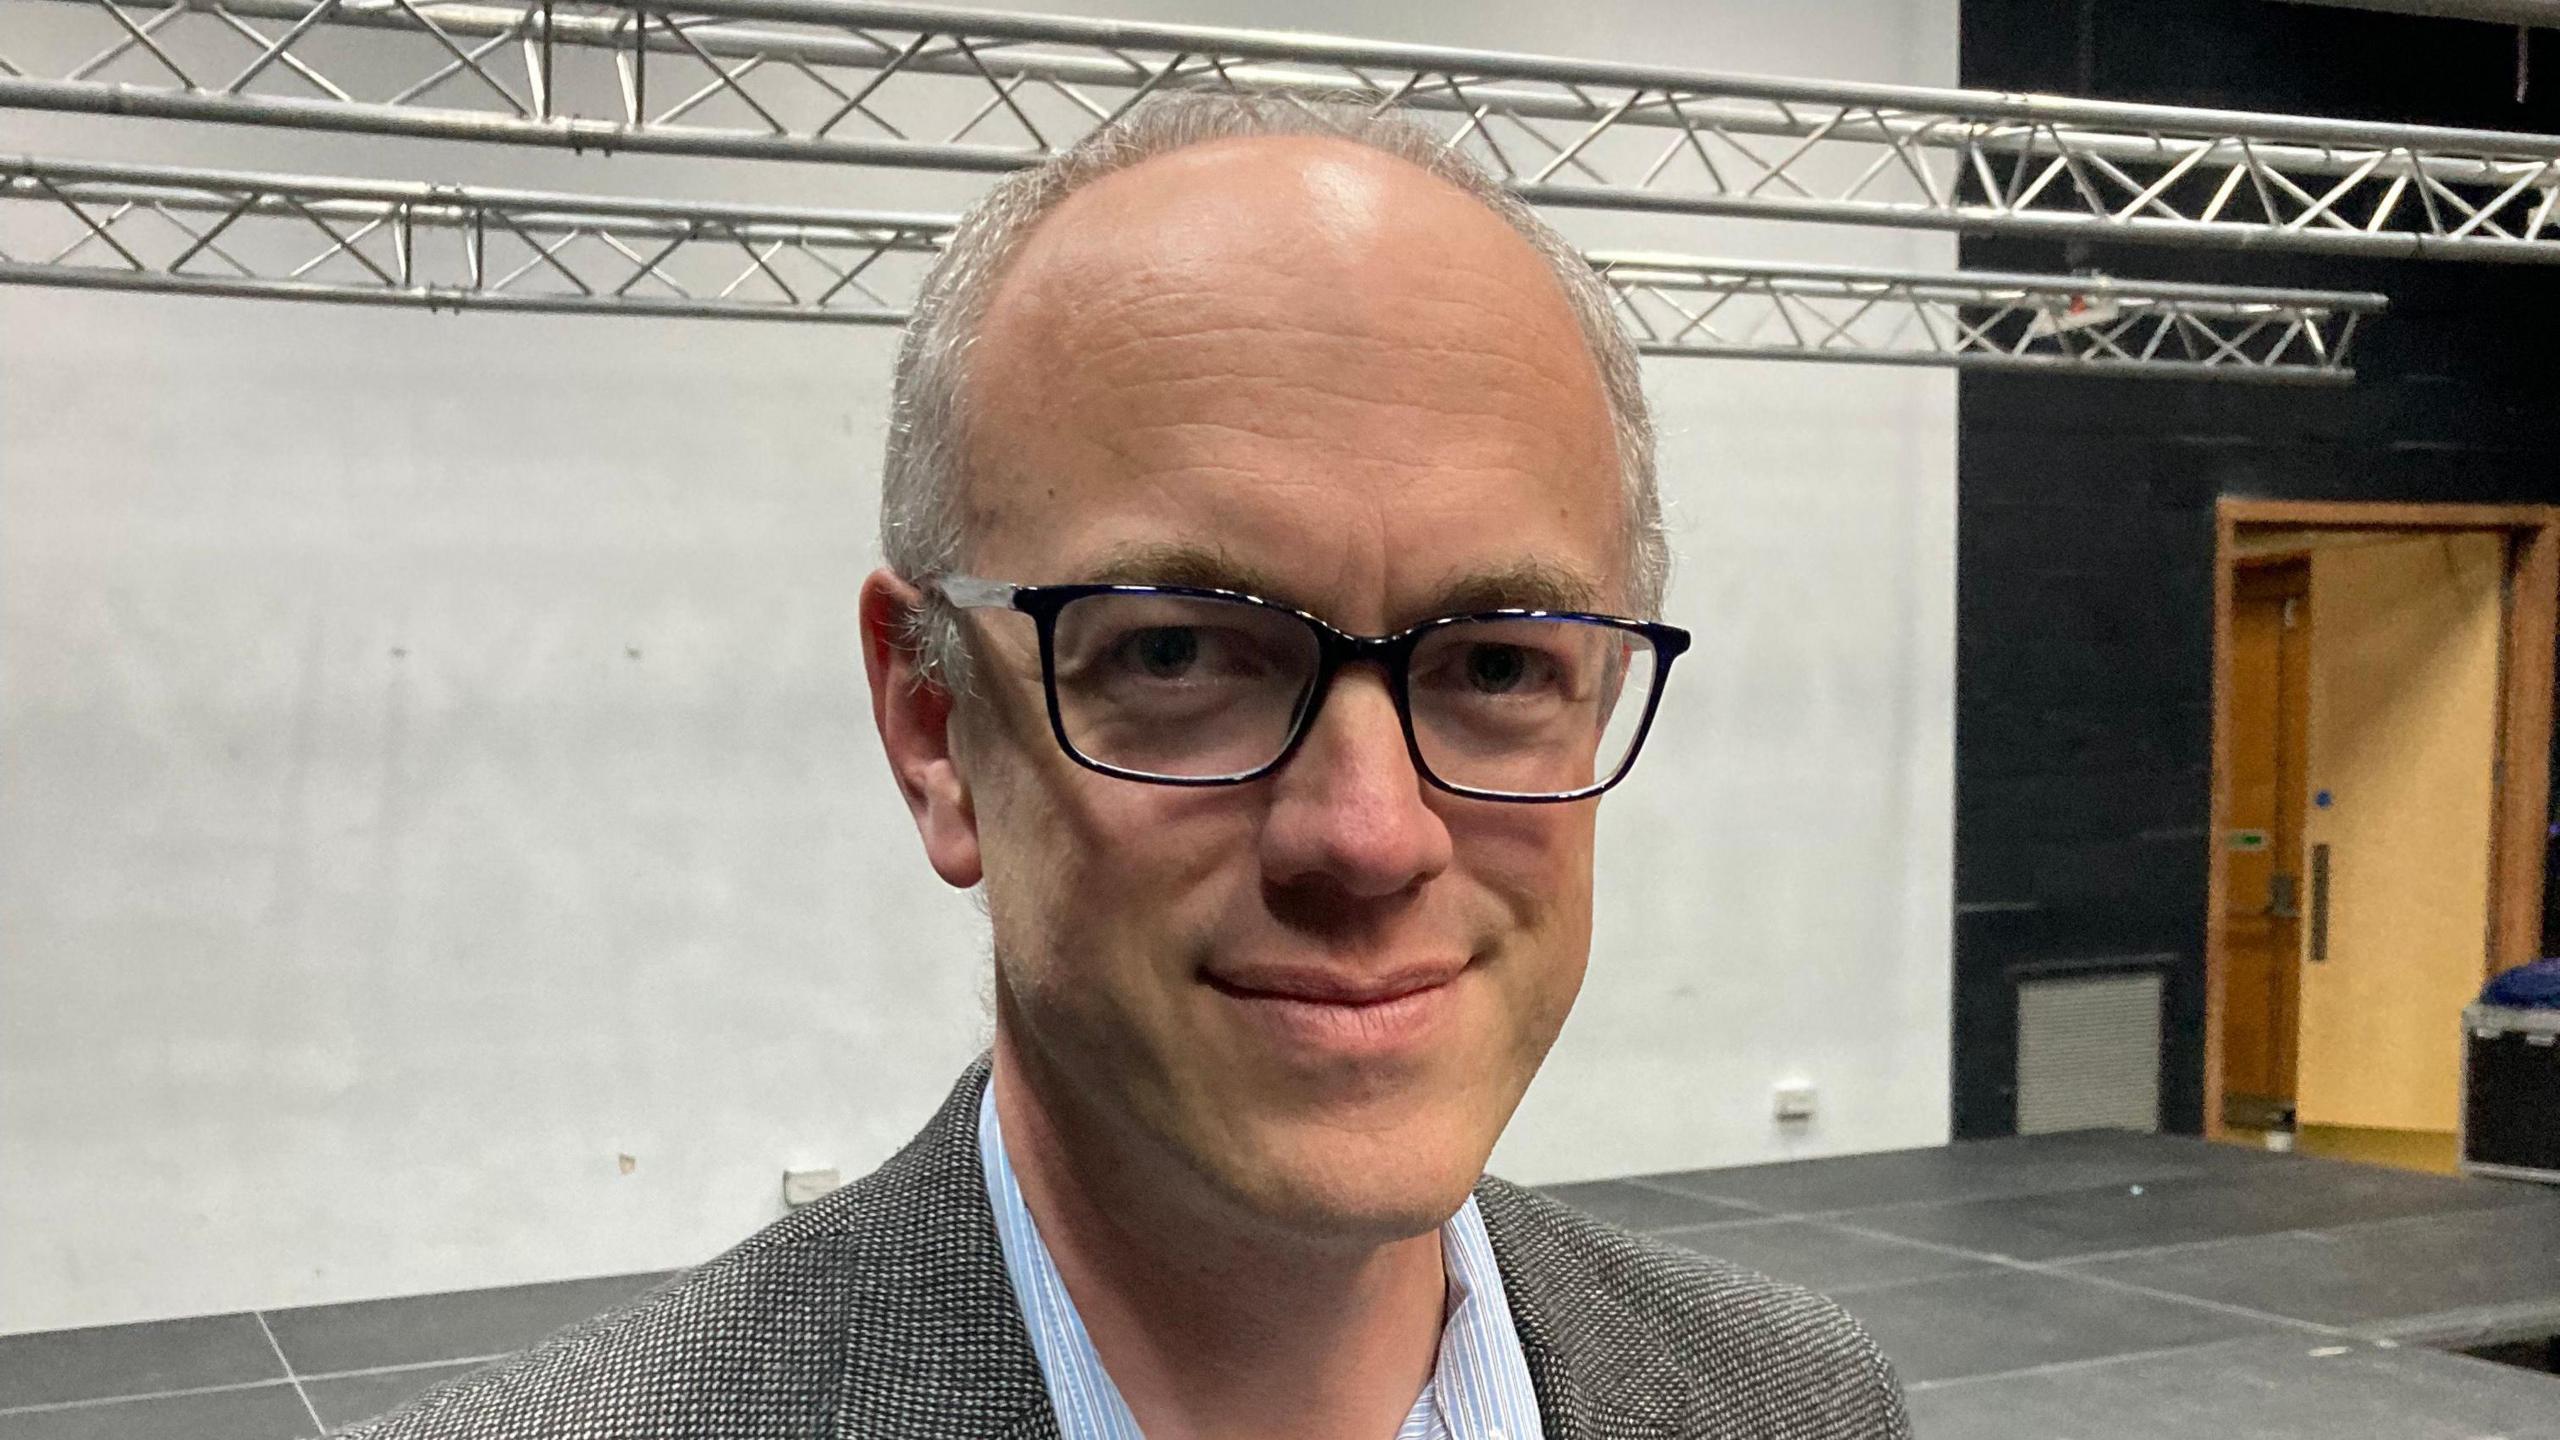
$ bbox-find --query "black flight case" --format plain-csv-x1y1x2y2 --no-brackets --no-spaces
2461,1004,2560,1185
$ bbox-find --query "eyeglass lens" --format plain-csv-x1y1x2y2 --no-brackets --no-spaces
1047,592,1658,796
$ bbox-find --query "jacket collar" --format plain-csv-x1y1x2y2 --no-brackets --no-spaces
1478,1177,1699,1440
823,1057,1059,1440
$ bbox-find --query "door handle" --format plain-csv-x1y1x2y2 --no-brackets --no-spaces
2268,872,2299,919
2307,843,2330,962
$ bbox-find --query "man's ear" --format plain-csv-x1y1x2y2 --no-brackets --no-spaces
859,569,983,889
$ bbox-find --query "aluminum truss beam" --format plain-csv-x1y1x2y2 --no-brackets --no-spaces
0,155,946,320
1,0,2557,261
1599,254,2380,382
0,155,2386,381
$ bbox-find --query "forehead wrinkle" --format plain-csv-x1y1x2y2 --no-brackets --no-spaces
1078,436,1594,506
1029,269,1604,414
1089,385,1596,452
1072,333,1594,422
1039,309,1612,478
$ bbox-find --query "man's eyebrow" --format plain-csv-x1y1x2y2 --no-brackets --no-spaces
1430,561,1609,616
1076,543,1288,598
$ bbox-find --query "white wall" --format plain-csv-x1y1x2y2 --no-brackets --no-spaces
0,0,1956,1333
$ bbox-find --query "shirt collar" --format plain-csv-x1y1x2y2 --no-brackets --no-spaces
977,1082,1543,1440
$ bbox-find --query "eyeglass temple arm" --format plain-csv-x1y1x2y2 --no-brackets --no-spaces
932,575,1020,611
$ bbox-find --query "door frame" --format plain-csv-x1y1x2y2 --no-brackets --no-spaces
2205,499,2560,1139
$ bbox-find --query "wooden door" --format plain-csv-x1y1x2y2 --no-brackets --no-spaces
2295,533,2506,1134
2221,561,2309,1124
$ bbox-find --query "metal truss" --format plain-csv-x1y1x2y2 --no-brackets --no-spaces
2,0,2558,261
0,155,946,320
0,154,2385,381
1600,254,2381,383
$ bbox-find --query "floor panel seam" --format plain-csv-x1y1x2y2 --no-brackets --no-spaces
0,1375,304,1416
2045,1227,2336,1269
1817,1265,2004,1301
1812,1215,2359,1339
1901,1335,2291,1394
257,1310,326,1435
1644,1215,1796,1240
1613,1175,1797,1218
1787,1179,2209,1224
2030,1263,2359,1340
297,1351,513,1383
0,1352,516,1418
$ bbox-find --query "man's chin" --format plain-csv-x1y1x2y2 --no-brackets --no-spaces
1200,1124,1492,1248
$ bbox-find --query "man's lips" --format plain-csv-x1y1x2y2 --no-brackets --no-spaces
1202,961,1467,1007
1202,959,1471,1058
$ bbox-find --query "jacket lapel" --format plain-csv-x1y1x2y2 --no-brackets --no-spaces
823,1058,1060,1440
1477,1177,1693,1440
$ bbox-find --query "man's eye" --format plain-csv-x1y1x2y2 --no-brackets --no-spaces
1465,644,1533,694
1126,627,1200,678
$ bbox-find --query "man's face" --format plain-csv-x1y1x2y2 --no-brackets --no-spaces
945,137,1630,1242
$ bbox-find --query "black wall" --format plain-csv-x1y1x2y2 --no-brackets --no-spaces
1955,0,2560,1138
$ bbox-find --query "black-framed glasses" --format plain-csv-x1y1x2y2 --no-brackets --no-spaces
931,575,1691,803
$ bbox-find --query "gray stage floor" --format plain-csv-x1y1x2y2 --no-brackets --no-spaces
5,1131,2556,1437
1547,1130,2560,1439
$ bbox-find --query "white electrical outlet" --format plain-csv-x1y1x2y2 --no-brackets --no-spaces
1773,1082,1819,1123
782,1167,842,1209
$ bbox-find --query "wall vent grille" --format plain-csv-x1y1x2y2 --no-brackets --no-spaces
2016,970,2164,1135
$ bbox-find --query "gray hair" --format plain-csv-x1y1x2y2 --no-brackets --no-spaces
879,90,1667,685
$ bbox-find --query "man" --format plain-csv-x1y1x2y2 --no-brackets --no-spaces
346,92,1908,1440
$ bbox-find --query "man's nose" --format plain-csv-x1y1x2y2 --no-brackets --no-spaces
1257,666,1454,899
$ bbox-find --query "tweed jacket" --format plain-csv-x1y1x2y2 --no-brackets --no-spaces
342,1061,1909,1439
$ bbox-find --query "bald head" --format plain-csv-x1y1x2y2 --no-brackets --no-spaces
982,134,1604,372
960,136,1624,608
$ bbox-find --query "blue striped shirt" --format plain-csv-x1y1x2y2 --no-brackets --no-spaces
977,1085,1544,1440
